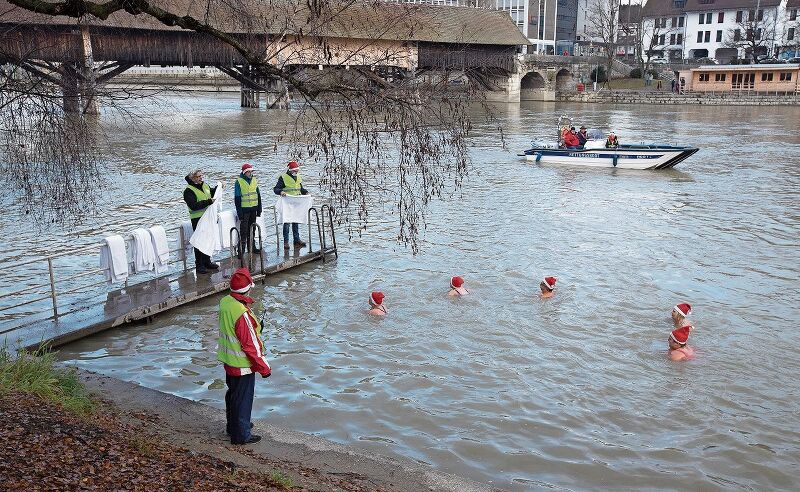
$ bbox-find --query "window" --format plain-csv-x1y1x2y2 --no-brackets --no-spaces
734,29,741,41
716,30,722,42
755,28,762,40
697,31,704,42
660,34,666,45
671,17,677,27
761,72,773,82
788,28,795,41
671,33,676,45
732,72,755,89
706,12,712,24
679,17,685,27
699,13,705,24
715,73,726,82
677,33,683,44
699,73,710,82
780,72,793,81
705,31,711,42
748,10,755,21
791,9,797,21
757,9,763,21
674,0,686,7
736,11,743,23
718,12,724,23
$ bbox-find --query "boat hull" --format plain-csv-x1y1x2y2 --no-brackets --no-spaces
519,146,699,170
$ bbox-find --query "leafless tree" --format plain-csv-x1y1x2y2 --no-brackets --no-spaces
1,0,503,252
723,9,779,62
639,17,666,74
585,0,621,85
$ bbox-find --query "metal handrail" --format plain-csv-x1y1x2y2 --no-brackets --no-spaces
307,208,324,261
229,226,241,268
248,223,265,275
320,204,337,259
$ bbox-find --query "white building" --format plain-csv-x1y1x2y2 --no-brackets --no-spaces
641,0,798,63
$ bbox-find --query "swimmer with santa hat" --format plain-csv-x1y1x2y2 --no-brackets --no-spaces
447,276,470,297
668,303,695,361
368,291,387,316
539,276,557,299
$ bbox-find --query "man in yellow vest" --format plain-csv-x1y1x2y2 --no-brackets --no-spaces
273,160,309,249
234,163,262,259
183,169,219,274
218,267,271,445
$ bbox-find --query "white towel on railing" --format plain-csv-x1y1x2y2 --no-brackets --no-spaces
131,228,156,273
218,209,239,248
99,234,129,284
181,221,194,256
189,182,224,257
148,225,170,274
255,213,267,246
276,195,314,224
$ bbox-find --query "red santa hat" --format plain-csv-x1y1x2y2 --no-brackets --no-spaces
542,276,557,290
287,161,300,171
230,268,255,294
670,325,692,345
450,276,464,289
241,163,254,172
369,291,385,306
673,303,692,318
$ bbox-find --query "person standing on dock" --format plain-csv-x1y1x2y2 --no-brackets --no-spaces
234,163,262,259
274,161,309,250
218,268,271,445
184,169,219,274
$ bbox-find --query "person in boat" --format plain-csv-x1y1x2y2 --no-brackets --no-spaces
605,132,619,148
368,291,387,315
564,128,581,150
539,276,557,298
448,276,470,297
669,303,694,361
577,126,588,146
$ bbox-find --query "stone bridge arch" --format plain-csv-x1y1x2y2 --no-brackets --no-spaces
555,68,574,91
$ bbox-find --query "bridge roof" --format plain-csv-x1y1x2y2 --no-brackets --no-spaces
0,0,530,46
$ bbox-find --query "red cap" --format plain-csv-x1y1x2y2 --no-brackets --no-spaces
450,276,464,288
670,325,692,345
241,163,254,172
287,161,300,171
230,268,255,293
673,303,692,318
542,276,557,290
370,291,385,306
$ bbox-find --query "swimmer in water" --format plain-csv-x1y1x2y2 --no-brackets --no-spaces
672,302,691,328
368,291,387,316
539,276,557,298
668,325,695,361
447,276,470,297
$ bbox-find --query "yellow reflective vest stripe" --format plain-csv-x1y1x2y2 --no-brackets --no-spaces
217,295,262,368
281,173,302,196
185,183,212,219
236,177,259,208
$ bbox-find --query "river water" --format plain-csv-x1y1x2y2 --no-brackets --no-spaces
8,94,799,490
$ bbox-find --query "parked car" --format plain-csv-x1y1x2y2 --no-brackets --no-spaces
785,57,800,63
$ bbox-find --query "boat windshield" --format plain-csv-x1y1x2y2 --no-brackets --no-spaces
587,129,604,140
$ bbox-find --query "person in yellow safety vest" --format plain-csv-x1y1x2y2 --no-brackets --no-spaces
234,163,262,259
183,169,219,274
218,267,271,445
273,160,309,249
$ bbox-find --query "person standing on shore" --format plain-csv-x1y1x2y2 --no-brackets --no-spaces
183,169,219,274
274,161,309,250
234,163,262,259
218,268,271,445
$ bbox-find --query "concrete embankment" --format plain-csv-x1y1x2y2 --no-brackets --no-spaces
78,370,498,492
556,90,800,106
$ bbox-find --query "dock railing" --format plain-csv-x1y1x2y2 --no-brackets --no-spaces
0,204,336,334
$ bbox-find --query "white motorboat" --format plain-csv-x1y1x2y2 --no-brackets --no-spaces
518,117,698,170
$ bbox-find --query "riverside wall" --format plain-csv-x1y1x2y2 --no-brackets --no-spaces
555,90,800,106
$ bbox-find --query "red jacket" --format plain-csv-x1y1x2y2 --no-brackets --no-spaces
224,293,272,377
564,132,581,147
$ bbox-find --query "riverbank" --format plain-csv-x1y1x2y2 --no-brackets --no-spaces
0,351,493,491
555,89,800,105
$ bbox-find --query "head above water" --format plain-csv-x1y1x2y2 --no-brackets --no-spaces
450,276,464,289
672,303,691,323
669,325,692,347
369,291,385,307
540,276,557,292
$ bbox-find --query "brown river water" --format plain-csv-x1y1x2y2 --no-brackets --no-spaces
1,94,799,490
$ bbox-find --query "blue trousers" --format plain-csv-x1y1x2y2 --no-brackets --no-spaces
282,223,301,243
225,373,255,443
